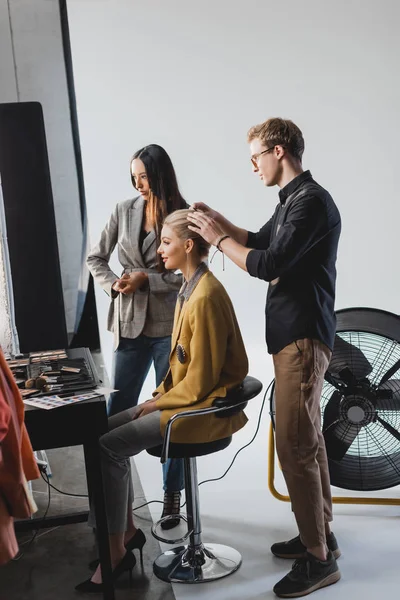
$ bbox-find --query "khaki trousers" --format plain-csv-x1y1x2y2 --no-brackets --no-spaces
273,338,332,548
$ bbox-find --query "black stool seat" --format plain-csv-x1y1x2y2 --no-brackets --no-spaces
147,436,232,459
213,375,263,417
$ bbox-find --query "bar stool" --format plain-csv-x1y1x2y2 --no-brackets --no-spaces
147,375,263,583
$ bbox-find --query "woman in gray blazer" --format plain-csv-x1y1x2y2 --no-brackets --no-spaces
87,144,186,530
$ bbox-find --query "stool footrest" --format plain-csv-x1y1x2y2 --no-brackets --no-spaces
151,514,191,544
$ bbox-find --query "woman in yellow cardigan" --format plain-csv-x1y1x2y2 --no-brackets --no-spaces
76,209,248,593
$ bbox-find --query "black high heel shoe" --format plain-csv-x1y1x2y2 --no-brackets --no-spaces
88,529,146,570
75,551,136,593
161,491,181,530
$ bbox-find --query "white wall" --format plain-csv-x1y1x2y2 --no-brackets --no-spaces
0,207,16,354
0,0,83,335
66,0,400,386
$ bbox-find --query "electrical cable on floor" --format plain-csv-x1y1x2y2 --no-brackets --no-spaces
42,478,88,498
132,499,163,510
12,470,52,561
19,526,60,546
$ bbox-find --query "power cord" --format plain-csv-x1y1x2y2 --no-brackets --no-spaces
199,380,272,487
179,380,272,509
42,478,88,498
132,499,163,511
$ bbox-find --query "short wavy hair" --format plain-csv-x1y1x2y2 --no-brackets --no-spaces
247,117,305,161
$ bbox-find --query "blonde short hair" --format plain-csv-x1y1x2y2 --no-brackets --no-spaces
163,209,211,258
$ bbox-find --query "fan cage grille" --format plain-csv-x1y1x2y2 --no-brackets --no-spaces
322,332,400,461
270,330,400,491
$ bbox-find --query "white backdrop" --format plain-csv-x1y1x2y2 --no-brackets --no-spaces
66,0,400,385
65,3,400,598
0,0,83,336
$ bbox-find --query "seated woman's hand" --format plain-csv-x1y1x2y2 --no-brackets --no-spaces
133,399,159,419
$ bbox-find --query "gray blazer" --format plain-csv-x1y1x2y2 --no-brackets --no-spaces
87,196,182,347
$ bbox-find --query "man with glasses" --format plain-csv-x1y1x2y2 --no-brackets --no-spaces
188,117,342,598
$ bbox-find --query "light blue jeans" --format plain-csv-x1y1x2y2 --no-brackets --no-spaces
108,334,184,492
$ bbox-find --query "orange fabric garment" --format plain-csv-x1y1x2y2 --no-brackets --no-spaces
0,383,10,445
0,347,40,565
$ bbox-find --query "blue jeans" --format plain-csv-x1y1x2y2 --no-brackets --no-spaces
108,334,184,492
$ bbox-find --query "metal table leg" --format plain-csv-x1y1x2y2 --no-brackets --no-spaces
84,439,114,600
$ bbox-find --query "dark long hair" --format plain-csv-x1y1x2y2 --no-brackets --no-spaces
130,144,187,270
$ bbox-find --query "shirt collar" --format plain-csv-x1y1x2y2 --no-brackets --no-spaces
178,262,208,305
278,170,312,205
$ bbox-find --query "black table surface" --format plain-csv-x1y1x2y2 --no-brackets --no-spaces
25,393,107,450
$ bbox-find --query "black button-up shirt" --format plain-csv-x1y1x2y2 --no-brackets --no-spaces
246,171,341,354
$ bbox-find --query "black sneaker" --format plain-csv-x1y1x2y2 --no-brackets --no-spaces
273,551,341,598
271,532,341,559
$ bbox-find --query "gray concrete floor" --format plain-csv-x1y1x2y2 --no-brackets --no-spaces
0,351,175,600
0,446,175,600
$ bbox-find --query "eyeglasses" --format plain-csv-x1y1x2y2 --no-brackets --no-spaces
250,146,275,167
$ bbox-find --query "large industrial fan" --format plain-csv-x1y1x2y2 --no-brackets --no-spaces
269,308,400,502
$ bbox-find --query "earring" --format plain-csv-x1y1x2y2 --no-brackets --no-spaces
186,251,190,281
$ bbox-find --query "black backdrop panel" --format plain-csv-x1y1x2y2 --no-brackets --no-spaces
0,102,68,352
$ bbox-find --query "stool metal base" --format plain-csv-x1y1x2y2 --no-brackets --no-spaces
153,543,242,583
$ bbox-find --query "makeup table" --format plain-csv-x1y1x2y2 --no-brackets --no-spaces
16,348,115,600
